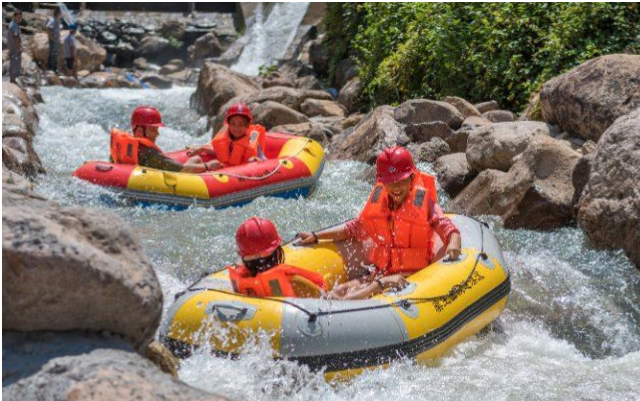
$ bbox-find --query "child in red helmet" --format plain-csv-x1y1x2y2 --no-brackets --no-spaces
298,146,461,300
110,106,219,173
188,103,267,170
228,217,325,298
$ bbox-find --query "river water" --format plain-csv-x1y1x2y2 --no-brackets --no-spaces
33,86,640,401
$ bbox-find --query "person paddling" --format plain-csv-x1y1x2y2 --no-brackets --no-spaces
298,146,462,300
228,217,326,298
188,103,267,168
110,106,219,173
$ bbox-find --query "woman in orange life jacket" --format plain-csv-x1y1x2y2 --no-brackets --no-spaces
297,146,462,300
186,103,267,170
227,217,326,298
110,106,219,173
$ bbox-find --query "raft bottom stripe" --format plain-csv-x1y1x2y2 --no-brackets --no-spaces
163,276,510,371
293,276,511,372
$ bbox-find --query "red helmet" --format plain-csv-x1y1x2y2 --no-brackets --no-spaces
376,146,415,183
236,217,282,258
225,103,253,124
131,106,165,128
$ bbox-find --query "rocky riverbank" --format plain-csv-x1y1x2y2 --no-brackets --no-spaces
2,84,230,400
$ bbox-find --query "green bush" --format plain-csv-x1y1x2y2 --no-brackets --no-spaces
324,3,640,110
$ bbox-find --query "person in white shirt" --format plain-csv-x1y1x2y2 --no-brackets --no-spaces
63,24,78,77
6,10,22,83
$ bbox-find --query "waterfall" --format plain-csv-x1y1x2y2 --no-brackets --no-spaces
231,2,310,76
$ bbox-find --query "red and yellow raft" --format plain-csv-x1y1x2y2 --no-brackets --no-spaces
73,132,325,208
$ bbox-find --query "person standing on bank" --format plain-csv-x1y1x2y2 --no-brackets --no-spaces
63,23,78,78
297,146,462,300
46,7,62,73
6,10,22,84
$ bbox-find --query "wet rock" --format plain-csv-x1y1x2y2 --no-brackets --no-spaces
540,54,640,142
338,76,363,114
144,340,180,377
160,59,185,75
189,32,223,62
191,62,260,117
433,153,477,198
334,58,357,88
133,57,150,70
394,99,463,129
295,75,322,90
3,346,229,401
446,116,493,153
138,35,171,59
329,106,409,164
443,96,481,119
141,74,173,89
577,108,640,268
80,72,141,89
405,121,453,143
300,98,345,118
252,101,309,130
407,137,450,163
450,135,582,229
466,121,559,172
114,41,136,67
42,70,63,86
160,20,185,41
474,100,500,113
571,152,594,216
2,188,163,350
482,109,516,123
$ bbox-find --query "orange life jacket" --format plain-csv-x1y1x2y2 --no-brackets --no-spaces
110,128,162,165
358,172,438,275
228,264,326,298
211,124,266,166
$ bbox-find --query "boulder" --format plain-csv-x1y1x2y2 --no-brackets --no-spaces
160,20,186,41
309,34,329,76
133,57,150,70
2,188,163,350
138,35,171,59
144,340,180,377
577,108,640,268
466,121,559,172
571,152,594,215
3,344,228,401
540,54,640,142
191,62,260,117
446,116,492,153
337,76,363,114
405,121,453,143
252,101,309,129
329,106,409,164
79,71,141,89
141,74,173,89
159,63,182,75
407,137,450,163
443,96,481,119
433,153,478,198
300,98,345,118
450,135,582,229
259,72,295,89
482,109,515,123
271,122,313,136
189,32,223,61
394,99,463,129
474,100,500,113
334,58,357,88
295,75,322,90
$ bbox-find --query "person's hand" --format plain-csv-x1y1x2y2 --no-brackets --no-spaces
205,160,222,171
445,232,462,261
379,274,408,291
296,231,318,245
248,156,261,163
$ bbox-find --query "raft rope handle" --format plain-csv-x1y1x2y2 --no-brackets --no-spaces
209,138,314,181
187,221,488,323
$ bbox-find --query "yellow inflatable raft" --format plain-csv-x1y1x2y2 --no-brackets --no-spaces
161,215,510,380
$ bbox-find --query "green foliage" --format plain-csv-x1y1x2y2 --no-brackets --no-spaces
168,36,184,49
258,64,278,78
323,3,640,110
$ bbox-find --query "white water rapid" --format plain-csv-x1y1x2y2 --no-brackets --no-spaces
32,86,640,401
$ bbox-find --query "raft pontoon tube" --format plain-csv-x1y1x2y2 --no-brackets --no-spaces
160,215,510,381
73,132,325,208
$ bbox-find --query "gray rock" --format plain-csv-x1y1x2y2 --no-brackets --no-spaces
138,35,171,58
141,74,173,89
394,99,463,129
466,121,559,172
337,76,363,114
482,109,515,123
405,121,453,143
2,188,163,350
540,54,640,142
329,106,409,164
433,153,477,198
578,108,640,268
300,98,345,118
252,101,309,130
474,100,500,113
133,57,150,70
407,137,450,163
443,96,481,119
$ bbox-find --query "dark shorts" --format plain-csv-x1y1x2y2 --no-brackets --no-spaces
65,58,75,70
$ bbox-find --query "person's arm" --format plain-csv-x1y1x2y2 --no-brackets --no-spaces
297,220,356,245
429,202,461,260
46,20,54,41
326,274,408,300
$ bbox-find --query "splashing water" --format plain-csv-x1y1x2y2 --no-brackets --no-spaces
232,2,310,76
33,87,640,401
